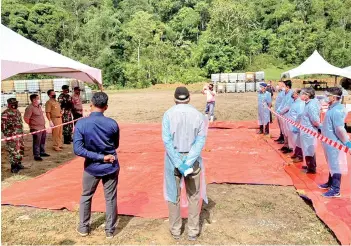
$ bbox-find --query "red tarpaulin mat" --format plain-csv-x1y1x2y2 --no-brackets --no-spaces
2,121,351,244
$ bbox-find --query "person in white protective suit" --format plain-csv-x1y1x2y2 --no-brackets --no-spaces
319,87,351,198
277,80,294,153
299,88,322,174
286,89,305,162
257,82,272,135
274,82,286,143
162,86,208,241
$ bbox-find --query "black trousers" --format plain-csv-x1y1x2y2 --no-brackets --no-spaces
73,112,83,126
30,129,46,157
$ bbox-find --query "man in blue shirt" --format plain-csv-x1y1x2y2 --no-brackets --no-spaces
74,92,120,239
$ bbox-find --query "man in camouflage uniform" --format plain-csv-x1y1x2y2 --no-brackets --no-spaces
1,98,25,173
58,85,74,144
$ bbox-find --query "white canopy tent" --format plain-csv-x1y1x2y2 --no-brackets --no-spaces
281,50,351,81
344,66,351,72
0,24,103,89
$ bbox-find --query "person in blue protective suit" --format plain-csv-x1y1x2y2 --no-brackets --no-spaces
319,87,351,198
274,82,286,142
299,88,322,174
257,83,272,135
277,80,294,152
286,89,305,161
162,86,208,241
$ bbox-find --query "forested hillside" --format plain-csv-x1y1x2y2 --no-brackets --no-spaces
2,0,351,88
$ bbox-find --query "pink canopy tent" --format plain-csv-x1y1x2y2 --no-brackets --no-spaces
0,24,103,89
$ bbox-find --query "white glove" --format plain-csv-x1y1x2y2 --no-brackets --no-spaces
49,121,54,127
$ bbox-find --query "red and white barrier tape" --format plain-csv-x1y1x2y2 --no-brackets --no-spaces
266,106,350,154
1,111,89,142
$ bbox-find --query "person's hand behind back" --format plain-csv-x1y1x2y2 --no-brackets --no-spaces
104,155,115,163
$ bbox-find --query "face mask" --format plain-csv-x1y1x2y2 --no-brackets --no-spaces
51,95,56,99
324,97,330,104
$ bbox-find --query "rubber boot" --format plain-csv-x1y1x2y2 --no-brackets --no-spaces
270,112,273,124
11,164,20,173
318,173,332,189
304,156,316,174
264,123,269,135
257,125,263,134
274,132,284,142
292,147,303,162
322,173,341,198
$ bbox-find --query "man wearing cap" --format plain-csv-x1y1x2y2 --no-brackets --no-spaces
58,85,74,144
257,82,272,135
46,89,63,151
24,94,50,161
162,87,208,241
72,87,83,125
1,98,25,173
319,87,351,197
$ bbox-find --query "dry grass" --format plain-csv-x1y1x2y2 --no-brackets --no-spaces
1,86,338,245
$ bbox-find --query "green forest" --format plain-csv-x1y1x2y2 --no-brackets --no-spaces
2,0,351,88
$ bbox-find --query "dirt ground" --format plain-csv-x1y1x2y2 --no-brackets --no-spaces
1,86,338,244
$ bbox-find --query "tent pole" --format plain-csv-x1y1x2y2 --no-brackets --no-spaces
335,76,337,86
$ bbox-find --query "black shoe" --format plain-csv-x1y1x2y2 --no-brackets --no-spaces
302,169,316,174
34,156,43,161
279,146,288,152
282,148,293,154
11,164,20,173
301,166,308,169
17,163,25,169
40,153,50,157
64,141,71,145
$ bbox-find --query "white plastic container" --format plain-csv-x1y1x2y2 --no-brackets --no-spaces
84,86,92,102
40,92,50,105
1,93,16,107
246,82,255,92
14,80,27,92
217,83,225,93
226,83,236,93
220,73,229,83
53,78,70,92
237,73,246,82
26,80,40,92
236,82,246,93
229,73,238,82
255,71,265,81
211,74,220,83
